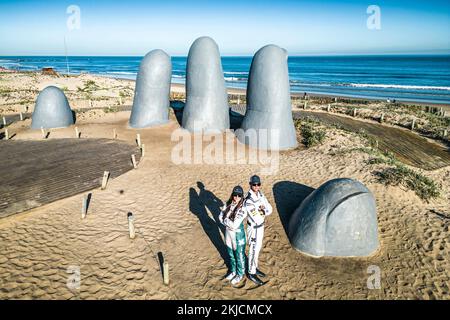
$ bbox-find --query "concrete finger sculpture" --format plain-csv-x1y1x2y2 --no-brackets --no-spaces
288,178,379,257
236,44,297,150
182,36,229,133
129,49,172,128
31,86,74,129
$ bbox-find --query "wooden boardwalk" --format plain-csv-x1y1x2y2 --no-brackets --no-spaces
0,139,141,218
294,111,450,170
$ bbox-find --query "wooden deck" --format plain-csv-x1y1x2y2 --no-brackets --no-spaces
294,111,450,171
0,139,141,218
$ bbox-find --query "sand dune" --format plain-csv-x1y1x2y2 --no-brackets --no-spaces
0,110,449,299
0,72,448,300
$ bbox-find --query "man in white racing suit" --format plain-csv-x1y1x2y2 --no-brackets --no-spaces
244,175,272,286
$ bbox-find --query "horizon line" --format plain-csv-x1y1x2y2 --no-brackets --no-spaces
1,52,450,58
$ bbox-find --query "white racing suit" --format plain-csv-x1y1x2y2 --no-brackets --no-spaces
244,189,272,275
219,202,247,276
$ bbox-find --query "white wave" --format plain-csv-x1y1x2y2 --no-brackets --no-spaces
290,82,334,87
225,77,246,81
349,83,450,91
223,71,248,75
105,71,136,75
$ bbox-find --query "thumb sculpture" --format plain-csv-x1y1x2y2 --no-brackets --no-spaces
129,49,172,128
31,86,74,129
236,44,297,150
288,178,379,257
182,36,229,133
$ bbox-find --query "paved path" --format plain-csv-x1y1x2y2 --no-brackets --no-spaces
293,110,450,170
0,138,141,218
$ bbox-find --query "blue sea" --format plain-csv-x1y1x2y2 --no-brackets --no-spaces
1,55,449,104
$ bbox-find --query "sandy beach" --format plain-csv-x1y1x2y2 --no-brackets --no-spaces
0,69,449,300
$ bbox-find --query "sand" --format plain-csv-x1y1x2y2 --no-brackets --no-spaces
0,71,449,299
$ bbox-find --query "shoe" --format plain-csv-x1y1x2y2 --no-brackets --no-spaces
231,274,244,285
256,268,266,278
225,271,236,281
247,273,264,286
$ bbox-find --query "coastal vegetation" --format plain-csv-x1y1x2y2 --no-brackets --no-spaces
294,118,326,148
295,115,441,202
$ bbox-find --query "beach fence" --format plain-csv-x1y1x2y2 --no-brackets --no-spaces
170,92,186,102
424,106,450,118
228,93,247,115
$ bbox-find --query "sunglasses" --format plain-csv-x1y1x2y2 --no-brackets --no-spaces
251,183,261,187
232,193,242,197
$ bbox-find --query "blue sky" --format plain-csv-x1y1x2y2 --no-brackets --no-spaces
0,0,449,56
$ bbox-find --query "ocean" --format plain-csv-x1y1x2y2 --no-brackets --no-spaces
1,55,449,104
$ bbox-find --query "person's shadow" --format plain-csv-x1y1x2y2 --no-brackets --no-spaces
189,182,229,269
272,181,315,240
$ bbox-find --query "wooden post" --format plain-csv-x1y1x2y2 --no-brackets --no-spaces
119,96,123,105
75,127,80,138
141,144,145,158
113,128,117,139
334,97,338,103
237,95,240,106
163,262,169,285
82,195,88,219
375,140,379,149
19,112,23,121
2,116,6,126
303,101,307,110
131,154,137,169
5,128,9,140
136,133,141,147
353,108,357,117
443,129,448,138
41,127,46,139
411,119,416,131
327,104,331,112
101,171,110,190
128,212,135,239
380,113,384,123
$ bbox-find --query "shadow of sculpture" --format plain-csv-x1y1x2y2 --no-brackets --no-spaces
169,100,245,131
170,100,185,126
229,110,244,130
189,182,229,268
272,181,315,239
